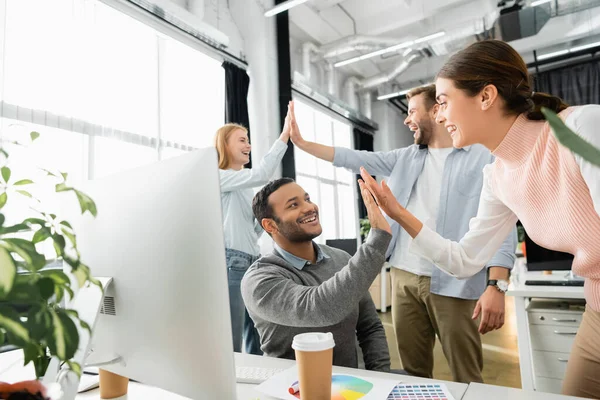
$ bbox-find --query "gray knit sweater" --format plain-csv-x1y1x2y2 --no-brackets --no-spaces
241,229,392,371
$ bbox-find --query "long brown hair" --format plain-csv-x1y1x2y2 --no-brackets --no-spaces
437,40,568,120
214,123,247,170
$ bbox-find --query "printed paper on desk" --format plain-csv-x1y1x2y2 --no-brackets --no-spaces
255,366,400,400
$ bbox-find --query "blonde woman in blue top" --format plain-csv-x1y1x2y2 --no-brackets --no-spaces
215,102,293,354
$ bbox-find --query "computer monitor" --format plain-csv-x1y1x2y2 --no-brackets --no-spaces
57,148,236,399
325,238,359,256
524,229,574,271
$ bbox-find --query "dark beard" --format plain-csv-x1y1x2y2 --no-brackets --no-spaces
414,118,433,146
276,220,321,243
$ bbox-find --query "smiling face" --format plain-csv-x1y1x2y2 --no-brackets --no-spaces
267,182,322,243
403,93,435,146
434,77,489,148
226,128,251,168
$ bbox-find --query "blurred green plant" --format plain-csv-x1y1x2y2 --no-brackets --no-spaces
0,131,99,379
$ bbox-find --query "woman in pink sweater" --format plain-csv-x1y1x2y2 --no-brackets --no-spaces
360,40,600,398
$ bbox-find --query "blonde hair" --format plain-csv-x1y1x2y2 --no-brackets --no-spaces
214,123,248,170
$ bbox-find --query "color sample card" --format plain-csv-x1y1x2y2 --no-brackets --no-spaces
387,383,455,400
290,375,374,399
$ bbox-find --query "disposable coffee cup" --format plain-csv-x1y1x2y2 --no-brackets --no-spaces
98,369,129,399
292,332,335,400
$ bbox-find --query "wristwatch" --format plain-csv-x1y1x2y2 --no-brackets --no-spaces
487,279,509,293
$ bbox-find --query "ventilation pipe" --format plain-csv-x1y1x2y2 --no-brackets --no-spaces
319,35,400,59
359,49,423,91
302,42,320,81
344,76,362,111
324,63,338,97
360,92,373,119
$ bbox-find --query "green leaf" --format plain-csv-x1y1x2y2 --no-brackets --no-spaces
37,277,55,301
30,131,40,141
47,308,66,359
0,148,8,159
33,354,50,379
59,221,73,230
60,172,68,181
41,269,70,285
0,305,30,344
32,227,52,244
542,107,600,167
55,183,70,192
0,192,7,209
3,238,46,271
0,213,4,227
74,190,97,217
80,319,92,334
41,168,58,178
62,230,76,247
13,179,33,186
0,328,5,345
3,274,42,304
47,309,79,360
26,305,50,342
1,166,11,183
16,190,32,198
23,342,42,366
0,246,16,297
67,361,82,377
52,234,66,257
24,217,46,227
0,223,30,234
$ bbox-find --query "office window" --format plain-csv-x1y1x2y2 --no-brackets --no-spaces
0,0,225,188
293,100,358,244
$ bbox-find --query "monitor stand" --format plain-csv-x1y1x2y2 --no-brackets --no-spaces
42,277,112,400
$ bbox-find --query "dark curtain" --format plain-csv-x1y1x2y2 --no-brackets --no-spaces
353,128,374,220
535,60,600,105
223,61,252,168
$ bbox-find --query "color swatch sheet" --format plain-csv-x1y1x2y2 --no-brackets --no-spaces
387,383,455,400
255,365,399,400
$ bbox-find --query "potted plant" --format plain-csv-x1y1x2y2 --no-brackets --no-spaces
359,218,371,243
0,131,99,399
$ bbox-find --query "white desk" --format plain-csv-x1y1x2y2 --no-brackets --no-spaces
506,259,585,392
461,382,586,400
0,351,467,400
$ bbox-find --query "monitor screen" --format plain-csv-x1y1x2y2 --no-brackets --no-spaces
325,239,358,256
523,229,573,271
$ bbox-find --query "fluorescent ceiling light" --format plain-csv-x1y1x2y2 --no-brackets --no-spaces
537,41,600,60
334,31,445,68
377,81,435,101
531,0,551,6
377,89,411,100
570,41,600,52
264,0,309,17
537,49,569,60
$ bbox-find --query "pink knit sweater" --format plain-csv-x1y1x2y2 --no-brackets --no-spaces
491,107,600,311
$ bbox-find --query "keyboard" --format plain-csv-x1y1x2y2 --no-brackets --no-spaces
77,373,100,393
235,366,284,384
525,280,584,287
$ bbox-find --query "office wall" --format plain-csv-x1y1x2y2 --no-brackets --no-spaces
372,101,413,152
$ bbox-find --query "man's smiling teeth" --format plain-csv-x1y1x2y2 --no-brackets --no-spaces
299,215,317,224
447,126,457,134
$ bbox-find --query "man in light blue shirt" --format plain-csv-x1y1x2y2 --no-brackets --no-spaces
290,84,517,383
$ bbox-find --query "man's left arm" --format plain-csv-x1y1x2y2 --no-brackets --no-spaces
474,226,518,334
356,294,391,372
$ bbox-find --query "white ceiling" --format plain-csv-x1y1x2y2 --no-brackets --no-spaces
289,0,600,93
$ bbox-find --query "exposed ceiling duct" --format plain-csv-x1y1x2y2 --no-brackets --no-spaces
319,35,402,59
341,49,425,118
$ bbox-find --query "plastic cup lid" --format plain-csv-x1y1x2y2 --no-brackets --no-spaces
292,332,335,352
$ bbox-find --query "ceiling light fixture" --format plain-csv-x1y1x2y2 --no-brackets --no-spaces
377,82,434,101
334,31,445,68
537,41,600,60
531,0,552,7
264,0,309,17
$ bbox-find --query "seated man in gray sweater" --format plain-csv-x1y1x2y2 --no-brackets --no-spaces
241,177,393,372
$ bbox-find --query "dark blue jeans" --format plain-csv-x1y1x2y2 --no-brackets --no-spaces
225,248,262,355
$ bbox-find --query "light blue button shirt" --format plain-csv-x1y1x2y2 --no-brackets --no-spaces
333,144,517,300
273,242,331,270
